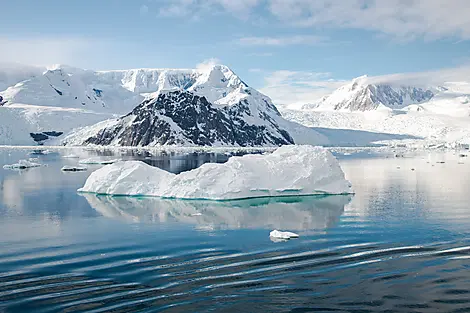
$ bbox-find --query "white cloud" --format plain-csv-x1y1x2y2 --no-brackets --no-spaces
261,64,470,107
159,0,470,41
237,35,327,46
196,58,222,71
140,4,149,15
158,0,261,18
364,65,470,87
0,37,101,68
248,52,274,57
268,0,470,40
260,70,346,106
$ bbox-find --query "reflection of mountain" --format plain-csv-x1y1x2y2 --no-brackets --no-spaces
83,194,351,231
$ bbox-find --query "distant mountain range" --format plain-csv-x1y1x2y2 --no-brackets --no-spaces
302,75,438,111
0,63,327,146
2,63,470,148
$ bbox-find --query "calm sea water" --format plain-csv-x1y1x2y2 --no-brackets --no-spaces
1,147,470,313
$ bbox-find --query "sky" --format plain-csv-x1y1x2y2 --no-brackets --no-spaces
1,0,470,104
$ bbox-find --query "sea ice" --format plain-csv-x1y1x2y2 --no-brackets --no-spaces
79,145,353,200
269,230,300,240
3,159,41,170
79,158,120,165
61,166,87,172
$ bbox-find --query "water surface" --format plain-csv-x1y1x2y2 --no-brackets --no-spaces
1,148,470,312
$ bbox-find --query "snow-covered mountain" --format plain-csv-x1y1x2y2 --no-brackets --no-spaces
279,77,470,148
0,63,44,93
63,90,294,146
0,63,260,114
62,88,328,147
0,63,328,146
303,75,436,111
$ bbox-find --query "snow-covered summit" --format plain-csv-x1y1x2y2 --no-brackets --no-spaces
0,63,253,113
61,89,326,147
304,76,436,111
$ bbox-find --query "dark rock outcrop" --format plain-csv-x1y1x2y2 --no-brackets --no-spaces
76,91,294,147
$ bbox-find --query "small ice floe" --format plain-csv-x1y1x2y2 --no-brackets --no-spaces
29,149,51,156
62,154,80,159
269,230,299,242
3,159,41,170
79,158,120,165
190,213,202,217
61,166,87,172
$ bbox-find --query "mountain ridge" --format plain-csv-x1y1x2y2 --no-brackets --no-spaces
303,75,438,111
62,90,297,147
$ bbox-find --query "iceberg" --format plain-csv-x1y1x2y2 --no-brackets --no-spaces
269,230,300,241
78,158,120,165
61,166,87,172
3,159,41,170
79,145,352,200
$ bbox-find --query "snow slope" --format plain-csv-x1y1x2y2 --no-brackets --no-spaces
79,145,353,200
62,90,329,147
0,104,114,145
281,107,470,147
303,75,436,111
280,77,470,147
0,63,329,146
0,63,44,93
0,64,255,114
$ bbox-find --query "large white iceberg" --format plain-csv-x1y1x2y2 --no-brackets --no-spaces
78,145,352,200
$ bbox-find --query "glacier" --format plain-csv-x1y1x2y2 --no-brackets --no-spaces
78,145,353,200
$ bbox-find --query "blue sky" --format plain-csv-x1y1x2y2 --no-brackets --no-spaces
1,0,470,104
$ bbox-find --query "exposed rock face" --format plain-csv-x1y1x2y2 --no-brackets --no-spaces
72,91,294,147
30,131,64,145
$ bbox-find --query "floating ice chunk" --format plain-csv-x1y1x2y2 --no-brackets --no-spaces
79,145,353,200
61,166,87,172
62,154,80,159
269,230,299,241
79,158,120,165
29,149,51,156
3,159,41,170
